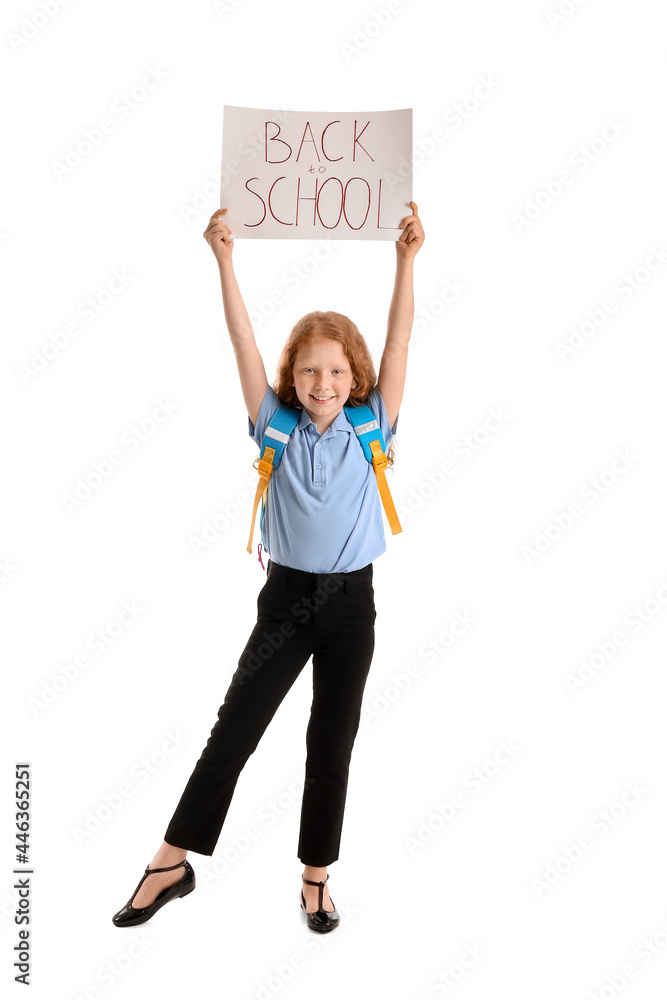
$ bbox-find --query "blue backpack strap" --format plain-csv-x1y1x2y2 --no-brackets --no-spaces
344,402,402,536
343,403,387,458
247,403,300,554
262,405,301,467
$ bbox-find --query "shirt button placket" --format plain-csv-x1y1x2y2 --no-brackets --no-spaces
314,441,324,486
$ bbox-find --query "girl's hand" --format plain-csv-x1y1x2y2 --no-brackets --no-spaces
203,208,234,264
396,201,425,259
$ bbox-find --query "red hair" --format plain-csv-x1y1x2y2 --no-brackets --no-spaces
260,310,396,470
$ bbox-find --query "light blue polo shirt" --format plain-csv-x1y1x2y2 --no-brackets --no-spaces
248,385,399,573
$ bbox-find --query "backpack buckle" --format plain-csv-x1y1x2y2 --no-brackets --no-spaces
257,448,276,480
369,439,388,471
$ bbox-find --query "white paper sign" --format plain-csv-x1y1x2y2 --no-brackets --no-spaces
221,105,412,240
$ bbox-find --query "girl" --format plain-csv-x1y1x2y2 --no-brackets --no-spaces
112,201,425,933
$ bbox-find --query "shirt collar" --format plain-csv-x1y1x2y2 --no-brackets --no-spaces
297,404,353,435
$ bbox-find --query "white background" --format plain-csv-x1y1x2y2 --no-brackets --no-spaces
2,1,667,998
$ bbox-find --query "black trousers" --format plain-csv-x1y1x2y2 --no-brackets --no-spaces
163,557,376,866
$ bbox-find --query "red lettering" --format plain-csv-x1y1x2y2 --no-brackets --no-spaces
316,177,344,229
264,121,292,163
267,177,292,225
342,178,371,229
244,177,386,232
353,120,373,161
244,178,266,226
296,121,320,162
295,176,318,226
321,121,343,161
375,179,395,230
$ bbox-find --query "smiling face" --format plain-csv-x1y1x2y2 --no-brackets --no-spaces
291,336,357,428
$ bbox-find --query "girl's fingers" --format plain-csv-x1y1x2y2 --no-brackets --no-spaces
399,202,419,221
203,209,228,232
398,218,424,243
203,220,232,237
203,208,234,253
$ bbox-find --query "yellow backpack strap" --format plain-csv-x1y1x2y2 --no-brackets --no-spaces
247,405,301,554
344,403,402,536
369,439,402,535
247,448,275,553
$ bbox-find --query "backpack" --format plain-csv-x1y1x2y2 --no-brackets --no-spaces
246,400,402,554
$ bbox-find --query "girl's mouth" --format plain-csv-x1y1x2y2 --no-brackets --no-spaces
310,395,334,404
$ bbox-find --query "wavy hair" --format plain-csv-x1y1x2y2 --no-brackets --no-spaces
265,310,396,470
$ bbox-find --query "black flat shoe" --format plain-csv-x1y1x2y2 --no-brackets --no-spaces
112,859,195,927
300,873,340,932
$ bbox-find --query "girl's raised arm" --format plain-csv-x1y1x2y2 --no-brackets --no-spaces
377,201,425,429
203,209,269,427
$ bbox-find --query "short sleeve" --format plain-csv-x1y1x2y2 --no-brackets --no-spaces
367,386,399,445
248,384,280,446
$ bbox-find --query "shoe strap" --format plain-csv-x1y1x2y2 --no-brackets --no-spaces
145,860,187,874
302,873,328,912
302,874,329,887
129,859,188,909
